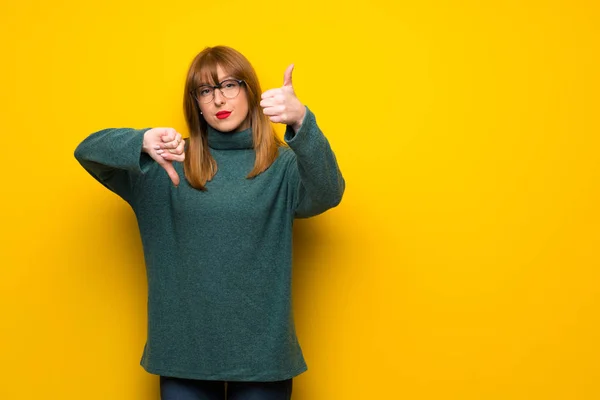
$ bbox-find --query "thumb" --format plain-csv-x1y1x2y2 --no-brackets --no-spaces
160,161,180,187
283,64,294,87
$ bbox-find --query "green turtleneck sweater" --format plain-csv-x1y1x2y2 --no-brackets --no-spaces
74,107,344,381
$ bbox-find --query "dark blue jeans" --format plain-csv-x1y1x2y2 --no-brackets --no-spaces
159,376,293,400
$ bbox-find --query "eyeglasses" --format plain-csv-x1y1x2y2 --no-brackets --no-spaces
191,79,245,104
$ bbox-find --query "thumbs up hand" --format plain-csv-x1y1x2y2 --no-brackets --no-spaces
260,64,307,133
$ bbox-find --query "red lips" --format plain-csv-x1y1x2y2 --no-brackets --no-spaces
216,111,232,120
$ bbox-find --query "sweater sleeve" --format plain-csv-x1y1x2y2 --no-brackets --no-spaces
284,107,345,218
74,128,155,205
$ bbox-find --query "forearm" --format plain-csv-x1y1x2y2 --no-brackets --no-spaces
285,107,345,217
74,127,153,202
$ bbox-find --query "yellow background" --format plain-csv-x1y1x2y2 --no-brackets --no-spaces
1,0,599,398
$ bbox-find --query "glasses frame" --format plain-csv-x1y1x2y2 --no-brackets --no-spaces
190,79,246,104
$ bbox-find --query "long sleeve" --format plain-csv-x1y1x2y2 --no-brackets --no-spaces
284,107,345,218
74,127,154,205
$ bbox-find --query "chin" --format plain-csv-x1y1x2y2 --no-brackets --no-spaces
209,120,237,132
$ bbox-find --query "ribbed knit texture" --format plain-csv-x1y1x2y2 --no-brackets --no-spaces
74,107,345,381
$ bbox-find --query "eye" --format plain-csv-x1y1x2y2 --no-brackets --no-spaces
223,82,236,89
199,88,212,96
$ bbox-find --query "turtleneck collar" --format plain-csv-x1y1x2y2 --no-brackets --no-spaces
207,125,254,150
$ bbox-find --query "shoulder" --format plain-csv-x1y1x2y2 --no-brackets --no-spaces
276,145,297,165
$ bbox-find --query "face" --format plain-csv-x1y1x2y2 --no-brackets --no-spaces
197,64,251,133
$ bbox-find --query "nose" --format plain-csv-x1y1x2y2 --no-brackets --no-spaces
213,88,226,106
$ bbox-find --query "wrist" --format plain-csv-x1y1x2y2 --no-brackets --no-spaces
291,122,302,133
291,106,307,133
142,129,152,154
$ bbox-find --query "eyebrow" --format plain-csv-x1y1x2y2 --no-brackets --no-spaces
199,76,235,86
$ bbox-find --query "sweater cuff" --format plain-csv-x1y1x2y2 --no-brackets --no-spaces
137,129,155,174
284,106,315,146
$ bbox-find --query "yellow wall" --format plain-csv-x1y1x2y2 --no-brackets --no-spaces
1,0,599,398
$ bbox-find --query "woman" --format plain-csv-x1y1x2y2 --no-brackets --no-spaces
74,45,345,400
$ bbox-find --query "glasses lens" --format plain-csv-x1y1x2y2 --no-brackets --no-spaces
196,86,214,104
220,80,241,99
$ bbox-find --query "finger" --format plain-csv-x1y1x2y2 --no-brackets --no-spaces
261,88,282,99
283,64,294,87
262,106,284,116
153,137,175,150
158,141,178,150
161,131,179,143
160,162,180,186
161,152,185,162
161,135,183,150
260,98,279,108
268,115,284,124
155,146,178,156
153,127,172,136
168,140,186,154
